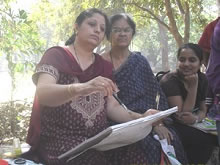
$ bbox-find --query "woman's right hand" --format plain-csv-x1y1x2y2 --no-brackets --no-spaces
175,111,197,124
83,76,118,96
183,73,198,91
153,124,173,144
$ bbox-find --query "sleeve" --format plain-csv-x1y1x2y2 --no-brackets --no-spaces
212,20,220,52
211,20,220,94
32,64,59,85
198,23,212,52
198,17,219,52
32,47,62,85
160,75,182,97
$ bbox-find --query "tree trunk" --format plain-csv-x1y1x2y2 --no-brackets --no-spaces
157,20,170,71
164,0,183,47
183,2,190,43
218,0,220,15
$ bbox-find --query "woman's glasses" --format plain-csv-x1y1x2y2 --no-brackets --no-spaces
111,27,132,34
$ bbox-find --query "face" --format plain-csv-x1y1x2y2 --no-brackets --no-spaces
110,18,133,48
76,13,106,47
177,48,201,76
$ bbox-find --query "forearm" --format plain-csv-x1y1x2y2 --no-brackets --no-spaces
106,96,143,123
182,88,197,112
36,83,84,107
197,101,207,121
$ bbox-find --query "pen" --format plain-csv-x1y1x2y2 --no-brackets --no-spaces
112,93,128,111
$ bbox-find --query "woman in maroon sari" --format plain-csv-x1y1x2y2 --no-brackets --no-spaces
26,8,159,165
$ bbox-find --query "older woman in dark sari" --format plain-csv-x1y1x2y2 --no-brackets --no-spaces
102,13,188,164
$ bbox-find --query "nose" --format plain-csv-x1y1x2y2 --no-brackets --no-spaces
94,25,101,33
183,60,190,66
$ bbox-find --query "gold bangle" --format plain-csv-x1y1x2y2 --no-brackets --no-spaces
67,84,73,98
158,123,164,126
153,123,164,129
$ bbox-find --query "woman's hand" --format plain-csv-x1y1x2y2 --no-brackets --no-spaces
153,124,173,145
143,109,159,117
183,73,198,91
175,112,198,124
142,109,162,125
83,76,118,96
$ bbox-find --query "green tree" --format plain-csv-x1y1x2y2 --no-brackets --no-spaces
28,0,217,71
0,0,44,101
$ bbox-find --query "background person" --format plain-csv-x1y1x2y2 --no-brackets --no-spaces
102,13,188,164
206,18,220,150
198,17,220,67
160,43,218,164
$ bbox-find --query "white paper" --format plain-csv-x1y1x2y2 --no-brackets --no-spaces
59,107,178,161
93,107,178,151
154,135,181,165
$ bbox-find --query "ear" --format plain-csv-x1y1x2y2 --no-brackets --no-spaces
74,23,79,33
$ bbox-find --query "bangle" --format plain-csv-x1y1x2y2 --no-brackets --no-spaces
158,123,164,126
67,84,74,98
194,116,199,124
154,123,164,128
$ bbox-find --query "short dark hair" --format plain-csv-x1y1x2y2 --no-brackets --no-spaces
106,13,136,40
65,8,109,46
177,43,203,62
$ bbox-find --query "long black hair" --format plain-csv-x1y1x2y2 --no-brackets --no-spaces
65,8,109,46
177,43,203,73
177,43,203,62
106,13,136,40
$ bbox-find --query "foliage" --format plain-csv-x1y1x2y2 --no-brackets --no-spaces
0,0,45,100
0,100,32,144
28,0,217,61
33,0,217,71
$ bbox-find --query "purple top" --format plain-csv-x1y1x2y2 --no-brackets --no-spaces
206,20,220,94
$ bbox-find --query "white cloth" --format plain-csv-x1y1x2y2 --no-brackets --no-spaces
154,135,181,165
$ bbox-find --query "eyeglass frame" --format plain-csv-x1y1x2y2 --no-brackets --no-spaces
111,27,133,34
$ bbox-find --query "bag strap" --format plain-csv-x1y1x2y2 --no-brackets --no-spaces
155,70,170,82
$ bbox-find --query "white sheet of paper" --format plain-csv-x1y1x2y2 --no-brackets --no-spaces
59,107,178,162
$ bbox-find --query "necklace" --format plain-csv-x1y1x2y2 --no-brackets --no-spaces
73,45,95,70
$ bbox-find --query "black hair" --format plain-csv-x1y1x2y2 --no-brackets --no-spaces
106,13,136,40
65,8,109,46
177,43,203,62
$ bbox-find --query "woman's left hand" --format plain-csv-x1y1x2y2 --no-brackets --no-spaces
153,124,173,145
176,112,197,124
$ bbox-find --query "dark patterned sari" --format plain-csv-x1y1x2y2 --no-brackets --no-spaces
113,52,188,164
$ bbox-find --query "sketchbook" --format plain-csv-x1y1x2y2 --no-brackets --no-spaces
58,107,178,162
190,117,216,132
